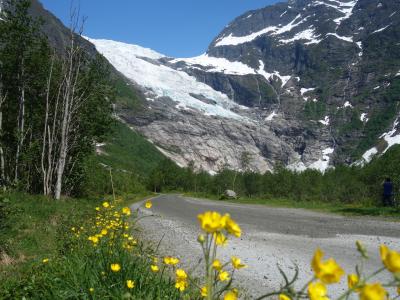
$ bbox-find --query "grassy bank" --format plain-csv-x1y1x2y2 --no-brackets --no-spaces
0,192,194,299
183,192,400,220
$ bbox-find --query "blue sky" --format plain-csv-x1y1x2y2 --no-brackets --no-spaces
40,0,280,57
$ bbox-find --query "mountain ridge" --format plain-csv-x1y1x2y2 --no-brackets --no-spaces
31,0,400,174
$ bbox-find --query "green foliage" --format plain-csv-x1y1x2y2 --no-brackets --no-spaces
144,145,400,211
0,192,187,299
0,0,114,197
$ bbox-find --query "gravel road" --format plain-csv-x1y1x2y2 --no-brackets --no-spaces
131,194,400,299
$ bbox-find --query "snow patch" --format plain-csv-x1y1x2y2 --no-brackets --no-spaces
257,60,291,87
265,111,277,121
279,28,322,45
319,116,330,126
372,25,390,34
362,147,378,163
300,87,315,95
381,118,400,154
327,33,353,42
280,10,287,18
172,54,256,76
309,147,334,172
343,101,353,108
360,113,369,122
356,41,363,57
215,14,309,47
396,70,400,77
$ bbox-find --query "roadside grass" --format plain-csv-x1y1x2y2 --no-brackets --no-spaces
0,192,195,299
182,192,400,220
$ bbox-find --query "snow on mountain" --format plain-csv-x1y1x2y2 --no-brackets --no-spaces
312,0,357,26
371,25,390,34
214,13,308,47
308,147,334,172
171,54,256,76
279,28,322,45
88,38,247,120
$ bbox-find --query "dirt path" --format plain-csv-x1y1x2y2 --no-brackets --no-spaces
131,194,400,299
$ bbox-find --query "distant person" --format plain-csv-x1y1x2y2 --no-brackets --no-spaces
382,177,393,207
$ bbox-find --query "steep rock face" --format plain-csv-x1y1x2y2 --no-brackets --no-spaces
61,0,400,173
165,0,400,168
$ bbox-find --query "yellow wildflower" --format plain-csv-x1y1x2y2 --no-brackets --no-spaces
311,249,344,284
197,211,227,233
225,216,241,237
102,202,110,208
126,280,135,289
176,269,187,280
88,236,99,244
42,258,49,263
215,232,228,246
110,263,121,272
95,207,100,211
380,244,400,273
175,269,188,292
151,265,159,272
360,283,387,300
101,229,108,236
145,200,152,209
212,259,222,271
231,256,247,269
224,289,238,300
200,286,207,297
348,274,360,290
89,287,94,293
175,279,188,292
122,207,131,216
219,270,230,282
308,282,329,300
163,256,180,265
279,294,291,300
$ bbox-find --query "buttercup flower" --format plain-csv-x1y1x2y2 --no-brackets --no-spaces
101,229,108,236
218,270,230,282
380,244,400,273
197,211,227,233
348,274,360,290
175,269,188,292
311,249,344,284
231,256,247,269
360,283,387,300
200,286,207,297
176,269,187,280
224,289,238,300
122,207,131,216
164,256,180,265
126,280,135,289
215,232,228,246
279,294,291,300
212,259,222,271
102,202,110,208
225,216,241,237
308,282,329,300
175,279,188,292
151,265,159,272
145,200,152,209
42,258,49,263
89,287,94,293
110,263,121,272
